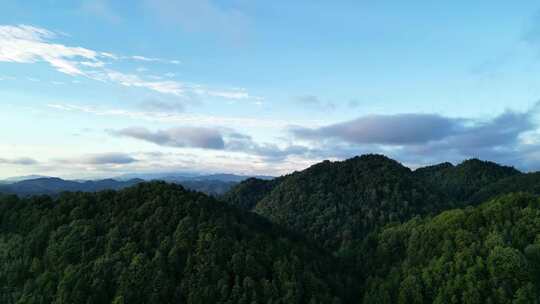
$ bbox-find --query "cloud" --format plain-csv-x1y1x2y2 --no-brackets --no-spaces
81,153,138,165
0,157,38,165
110,127,226,150
46,103,301,129
139,99,185,113
131,55,181,65
291,113,458,145
0,24,251,101
103,70,185,96
291,102,540,170
224,132,311,161
0,24,100,75
295,95,337,111
108,126,312,161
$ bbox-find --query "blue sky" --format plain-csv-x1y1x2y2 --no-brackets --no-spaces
2,1,540,178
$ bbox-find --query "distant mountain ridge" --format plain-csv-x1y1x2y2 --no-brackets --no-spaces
0,173,274,197
0,177,144,196
114,172,274,183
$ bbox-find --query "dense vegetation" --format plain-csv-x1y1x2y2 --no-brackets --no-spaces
413,159,521,203
0,177,237,197
468,172,540,204
224,156,524,252
0,178,144,197
0,182,353,303
221,177,283,211
3,154,540,303
361,193,540,303
250,155,448,250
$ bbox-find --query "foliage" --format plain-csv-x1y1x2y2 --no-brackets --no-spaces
3,154,540,303
468,172,540,204
361,193,540,303
414,159,520,203
0,182,352,304
251,155,447,250
220,177,283,211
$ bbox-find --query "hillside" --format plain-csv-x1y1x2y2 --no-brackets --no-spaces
0,182,354,303
250,155,447,250
413,159,521,203
468,172,540,204
360,193,540,303
221,177,284,210
2,155,539,303
222,155,524,251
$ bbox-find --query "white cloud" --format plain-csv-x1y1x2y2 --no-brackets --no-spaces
46,103,313,129
80,60,105,68
132,55,181,65
132,55,159,62
0,24,258,101
104,70,186,96
0,24,100,75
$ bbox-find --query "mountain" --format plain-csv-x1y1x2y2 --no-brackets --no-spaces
221,177,284,210
0,177,239,197
178,179,238,196
468,172,540,204
222,155,525,251
0,177,144,196
0,182,355,303
1,175,50,183
115,172,274,183
243,155,447,250
2,154,539,303
360,193,540,303
413,158,521,203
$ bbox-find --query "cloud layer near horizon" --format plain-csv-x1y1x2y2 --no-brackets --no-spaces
4,102,540,179
96,101,540,171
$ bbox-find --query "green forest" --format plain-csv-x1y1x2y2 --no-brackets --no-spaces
1,154,540,303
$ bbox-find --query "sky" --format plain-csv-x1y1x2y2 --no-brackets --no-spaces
2,1,540,179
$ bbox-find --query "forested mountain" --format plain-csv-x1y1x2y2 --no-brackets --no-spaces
413,159,521,203
0,177,144,197
468,172,540,204
360,193,540,303
221,177,284,210
242,155,447,250
2,154,540,303
223,155,525,251
0,182,354,303
0,177,237,197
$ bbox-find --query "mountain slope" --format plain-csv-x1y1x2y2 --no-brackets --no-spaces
221,177,284,210
414,159,521,203
468,172,540,204
0,182,354,303
0,177,237,197
251,155,446,250
361,193,540,303
0,177,144,196
223,155,524,252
